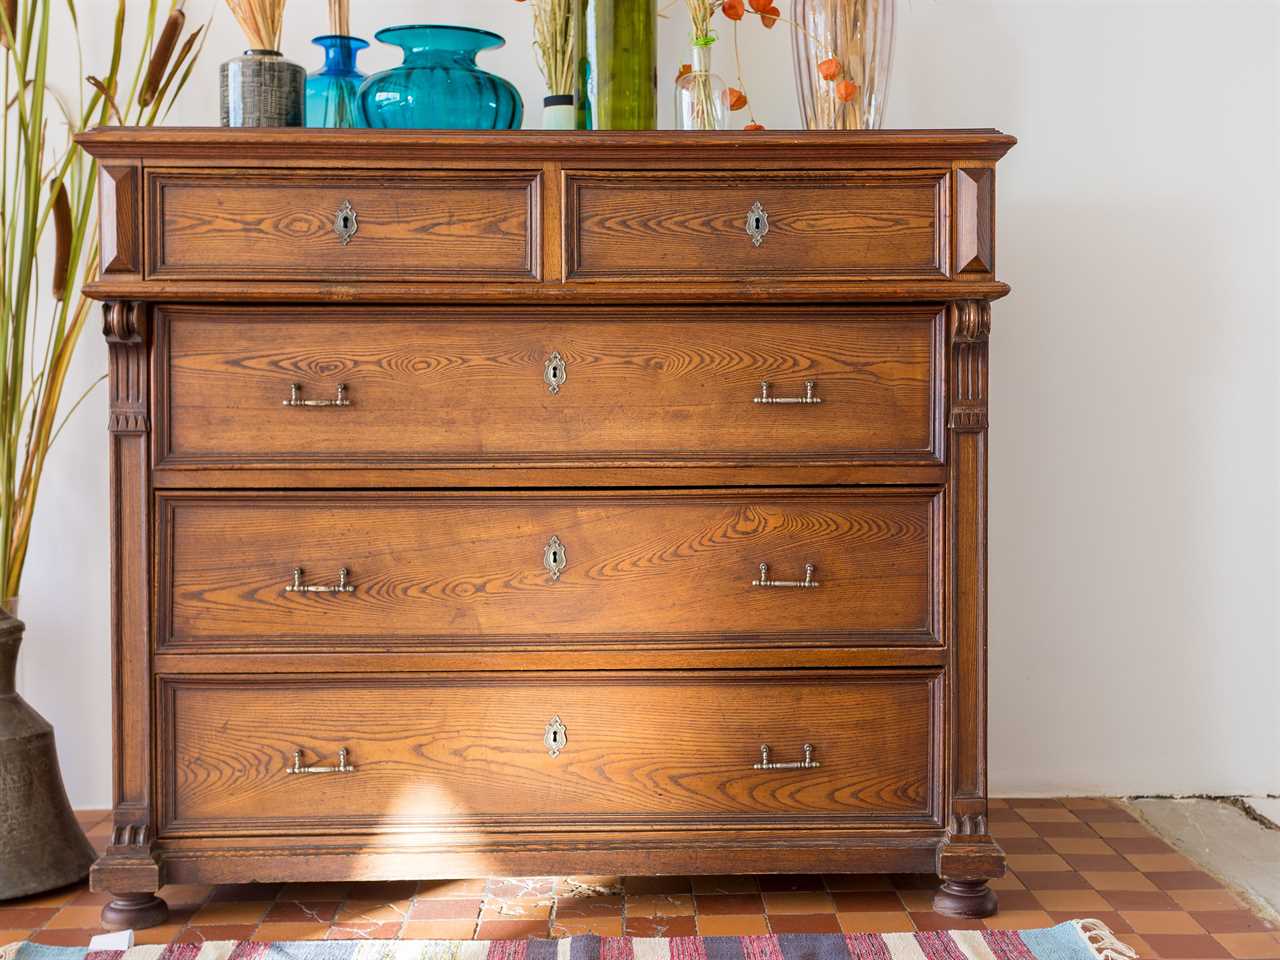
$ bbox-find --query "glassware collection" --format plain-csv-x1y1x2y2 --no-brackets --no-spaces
218,0,896,131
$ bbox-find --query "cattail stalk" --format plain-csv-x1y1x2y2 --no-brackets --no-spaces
0,0,16,49
50,181,70,301
141,1,187,107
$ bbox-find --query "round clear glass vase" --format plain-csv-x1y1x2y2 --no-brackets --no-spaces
674,44,729,131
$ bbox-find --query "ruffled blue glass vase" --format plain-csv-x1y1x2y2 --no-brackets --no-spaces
360,25,523,130
306,34,368,128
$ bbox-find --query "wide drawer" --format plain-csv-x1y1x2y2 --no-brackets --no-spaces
565,170,947,281
155,307,942,468
158,670,941,835
157,490,940,650
146,171,539,281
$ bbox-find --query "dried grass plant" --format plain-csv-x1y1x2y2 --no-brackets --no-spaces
327,0,348,36
0,0,206,599
224,0,287,51
518,0,575,97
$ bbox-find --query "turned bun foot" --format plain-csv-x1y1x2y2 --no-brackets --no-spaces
933,879,998,918
101,893,169,930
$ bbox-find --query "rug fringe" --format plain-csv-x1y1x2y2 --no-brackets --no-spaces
0,941,22,960
1074,918,1139,960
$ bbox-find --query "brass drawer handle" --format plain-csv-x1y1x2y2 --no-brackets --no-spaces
753,562,818,589
284,383,350,408
287,567,354,594
754,743,820,770
287,747,356,775
754,380,820,405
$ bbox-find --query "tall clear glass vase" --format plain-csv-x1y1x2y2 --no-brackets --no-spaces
791,0,895,129
675,43,729,131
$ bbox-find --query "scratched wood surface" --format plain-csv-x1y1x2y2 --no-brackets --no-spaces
161,670,938,833
160,490,939,647
158,308,940,467
566,172,945,280
149,172,538,280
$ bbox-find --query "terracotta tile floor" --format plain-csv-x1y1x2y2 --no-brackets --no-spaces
1,799,1277,958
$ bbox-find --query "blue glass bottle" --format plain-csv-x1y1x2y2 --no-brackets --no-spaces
360,25,523,130
305,35,368,128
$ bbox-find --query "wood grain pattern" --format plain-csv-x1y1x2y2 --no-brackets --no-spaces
148,171,539,281
159,490,940,649
566,171,946,280
159,670,940,835
156,307,942,468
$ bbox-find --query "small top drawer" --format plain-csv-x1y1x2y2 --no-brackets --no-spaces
147,171,540,281
565,170,947,282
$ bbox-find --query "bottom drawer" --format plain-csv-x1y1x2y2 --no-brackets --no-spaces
160,670,941,835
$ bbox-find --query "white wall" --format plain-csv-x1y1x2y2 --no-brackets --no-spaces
17,0,1280,808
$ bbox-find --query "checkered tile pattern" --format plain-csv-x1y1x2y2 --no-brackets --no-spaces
0,800,1276,958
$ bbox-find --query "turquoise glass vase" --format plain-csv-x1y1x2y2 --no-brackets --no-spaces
305,35,368,128
361,25,523,130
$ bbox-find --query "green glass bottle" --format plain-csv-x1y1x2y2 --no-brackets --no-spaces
579,0,657,130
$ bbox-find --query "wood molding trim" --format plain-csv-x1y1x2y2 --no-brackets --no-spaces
99,164,141,276
93,302,161,895
938,299,1001,894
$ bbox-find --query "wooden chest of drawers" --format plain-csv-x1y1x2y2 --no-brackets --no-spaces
78,128,1014,929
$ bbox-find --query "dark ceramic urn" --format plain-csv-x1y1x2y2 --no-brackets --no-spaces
0,611,95,898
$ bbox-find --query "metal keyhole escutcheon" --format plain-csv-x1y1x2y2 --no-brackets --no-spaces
746,200,769,247
544,352,567,395
334,200,358,245
544,716,567,758
544,536,566,582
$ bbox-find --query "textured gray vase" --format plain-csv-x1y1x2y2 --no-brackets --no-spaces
220,49,305,127
0,610,95,898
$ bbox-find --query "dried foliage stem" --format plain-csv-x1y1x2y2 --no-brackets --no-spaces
225,0,286,52
0,0,204,600
327,0,348,37
529,0,574,97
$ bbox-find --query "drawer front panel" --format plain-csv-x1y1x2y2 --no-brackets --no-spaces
160,670,941,834
147,172,539,281
159,490,940,649
157,309,941,467
566,171,946,281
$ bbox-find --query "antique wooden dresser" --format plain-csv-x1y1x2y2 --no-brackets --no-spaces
77,128,1015,929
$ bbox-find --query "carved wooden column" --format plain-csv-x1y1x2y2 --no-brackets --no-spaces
934,299,1004,918
93,301,168,929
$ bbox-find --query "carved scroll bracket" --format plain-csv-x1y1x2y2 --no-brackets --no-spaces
948,300,991,432
104,302,149,434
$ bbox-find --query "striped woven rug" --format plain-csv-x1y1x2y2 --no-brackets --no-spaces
2,921,1136,960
